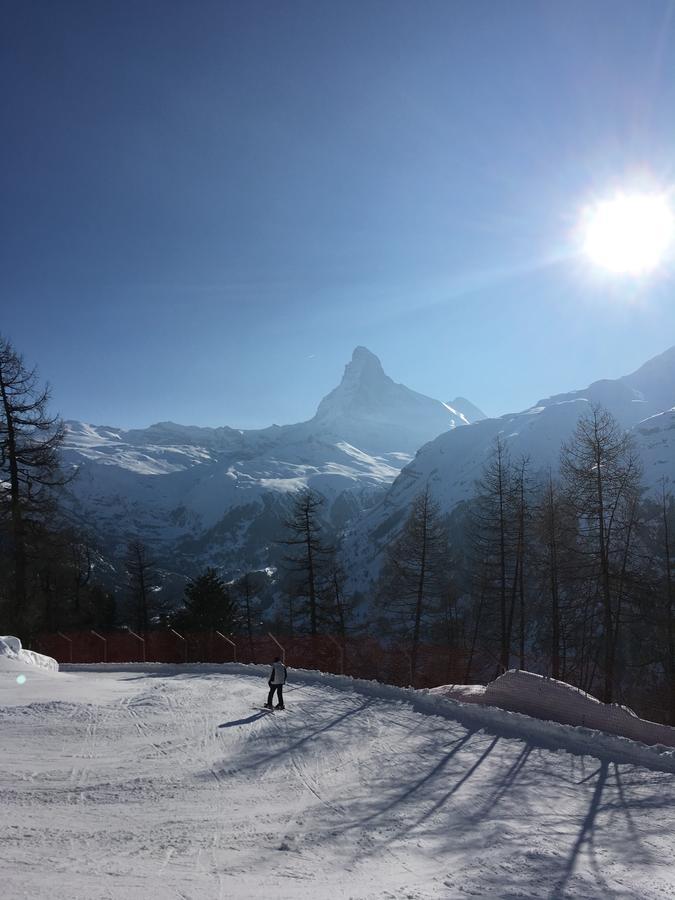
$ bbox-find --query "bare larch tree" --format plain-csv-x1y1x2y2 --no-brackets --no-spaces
560,405,642,703
279,489,331,636
0,336,67,633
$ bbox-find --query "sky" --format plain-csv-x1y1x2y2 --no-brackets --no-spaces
2,0,675,429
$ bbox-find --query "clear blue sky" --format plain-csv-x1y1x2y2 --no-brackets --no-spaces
2,0,675,429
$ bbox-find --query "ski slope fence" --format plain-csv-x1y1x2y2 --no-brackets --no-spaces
32,630,467,689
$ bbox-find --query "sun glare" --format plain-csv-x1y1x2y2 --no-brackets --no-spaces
582,191,674,275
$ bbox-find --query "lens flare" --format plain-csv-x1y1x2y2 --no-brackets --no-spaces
582,191,674,275
16,674,26,685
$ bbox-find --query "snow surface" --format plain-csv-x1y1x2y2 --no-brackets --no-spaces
2,662,675,899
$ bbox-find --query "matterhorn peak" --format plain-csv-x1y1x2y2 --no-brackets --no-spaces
341,346,387,385
315,347,393,421
350,345,383,366
310,346,456,455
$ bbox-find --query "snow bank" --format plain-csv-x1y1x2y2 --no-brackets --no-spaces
63,662,675,772
280,666,675,769
430,683,488,702
434,669,675,750
0,635,59,672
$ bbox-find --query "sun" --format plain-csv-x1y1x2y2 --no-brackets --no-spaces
582,191,674,275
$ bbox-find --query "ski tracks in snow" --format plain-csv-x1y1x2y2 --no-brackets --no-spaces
2,666,675,899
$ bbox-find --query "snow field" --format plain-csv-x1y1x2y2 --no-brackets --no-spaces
1,664,675,899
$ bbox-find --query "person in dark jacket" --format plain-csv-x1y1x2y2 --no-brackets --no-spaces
264,656,287,709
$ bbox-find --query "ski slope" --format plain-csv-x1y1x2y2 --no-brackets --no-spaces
2,664,675,899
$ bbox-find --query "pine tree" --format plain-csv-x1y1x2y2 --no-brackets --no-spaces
179,568,239,632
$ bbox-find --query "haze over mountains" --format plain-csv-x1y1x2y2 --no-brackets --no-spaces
344,344,675,586
62,347,481,576
61,344,675,590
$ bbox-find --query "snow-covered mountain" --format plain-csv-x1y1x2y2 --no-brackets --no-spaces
343,345,675,584
445,396,487,425
312,346,459,454
62,347,478,575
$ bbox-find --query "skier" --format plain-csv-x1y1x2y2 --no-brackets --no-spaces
264,656,287,710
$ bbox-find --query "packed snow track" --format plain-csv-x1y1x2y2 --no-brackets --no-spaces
1,664,675,899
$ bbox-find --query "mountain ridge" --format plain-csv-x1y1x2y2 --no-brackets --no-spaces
61,347,479,578
341,343,675,588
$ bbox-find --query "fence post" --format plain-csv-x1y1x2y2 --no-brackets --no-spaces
216,632,237,662
268,632,286,664
56,631,73,664
170,628,188,663
126,628,146,663
326,635,344,675
90,630,108,663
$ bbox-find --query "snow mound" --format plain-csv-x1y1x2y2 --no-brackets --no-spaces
434,669,675,749
0,635,59,672
0,635,22,654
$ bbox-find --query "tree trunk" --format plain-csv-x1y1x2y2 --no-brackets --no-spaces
333,570,346,642
498,452,508,673
0,371,27,628
465,585,485,683
662,488,675,724
243,575,256,663
305,508,317,636
547,478,561,679
410,500,428,687
595,440,614,703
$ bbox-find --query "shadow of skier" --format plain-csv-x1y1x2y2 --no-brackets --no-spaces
218,711,269,728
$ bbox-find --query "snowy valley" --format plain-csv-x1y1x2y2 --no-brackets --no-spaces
61,347,481,580
60,344,675,594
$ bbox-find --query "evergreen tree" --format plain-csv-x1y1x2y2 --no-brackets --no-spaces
179,568,239,632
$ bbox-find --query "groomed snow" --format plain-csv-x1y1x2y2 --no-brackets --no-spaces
1,663,675,899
